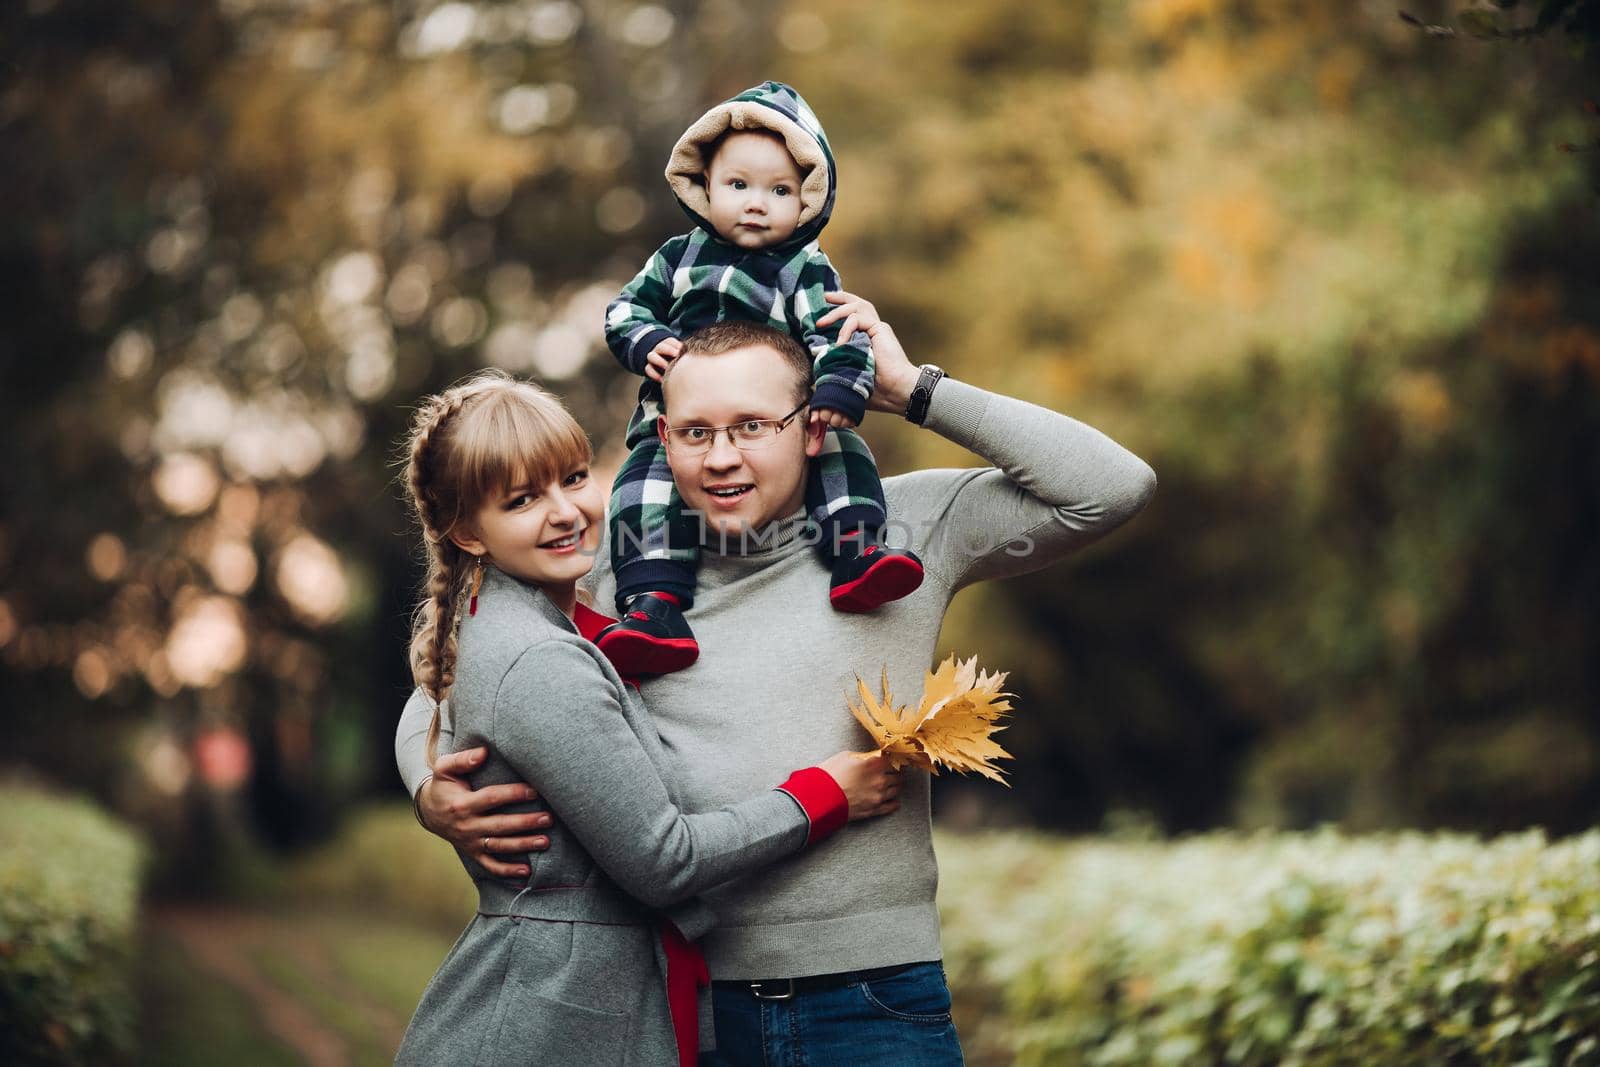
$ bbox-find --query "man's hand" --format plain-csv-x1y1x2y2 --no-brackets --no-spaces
808,407,858,430
817,291,918,416
644,336,684,382
416,747,552,879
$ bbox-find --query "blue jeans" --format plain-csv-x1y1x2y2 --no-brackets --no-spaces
702,961,964,1066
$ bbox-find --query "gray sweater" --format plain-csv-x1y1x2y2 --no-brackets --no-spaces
397,377,1156,980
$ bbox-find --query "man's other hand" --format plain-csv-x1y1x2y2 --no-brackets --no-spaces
818,291,918,415
417,747,552,879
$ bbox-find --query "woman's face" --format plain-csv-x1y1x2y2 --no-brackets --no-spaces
458,461,603,591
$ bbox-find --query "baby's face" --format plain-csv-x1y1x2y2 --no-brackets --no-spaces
705,132,804,251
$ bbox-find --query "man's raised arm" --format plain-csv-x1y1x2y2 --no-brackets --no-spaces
818,292,1157,592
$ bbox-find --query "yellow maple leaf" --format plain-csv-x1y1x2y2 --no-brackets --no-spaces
847,655,1015,784
847,670,924,771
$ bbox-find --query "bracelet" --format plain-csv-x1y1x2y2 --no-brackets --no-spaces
904,364,945,426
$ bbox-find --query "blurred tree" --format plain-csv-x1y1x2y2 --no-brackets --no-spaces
1399,1,1600,170
1401,0,1600,47
0,0,778,874
776,0,1599,832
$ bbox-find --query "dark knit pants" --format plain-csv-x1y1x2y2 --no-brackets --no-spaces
609,391,886,610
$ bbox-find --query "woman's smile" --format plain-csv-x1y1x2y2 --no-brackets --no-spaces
539,527,587,552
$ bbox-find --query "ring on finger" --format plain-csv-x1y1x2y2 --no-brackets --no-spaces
482,836,490,852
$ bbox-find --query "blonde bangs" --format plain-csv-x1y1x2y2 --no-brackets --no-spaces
450,383,592,517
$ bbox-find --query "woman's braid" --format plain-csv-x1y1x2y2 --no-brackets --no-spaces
405,390,471,761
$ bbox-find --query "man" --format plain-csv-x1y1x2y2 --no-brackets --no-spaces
394,293,1156,1063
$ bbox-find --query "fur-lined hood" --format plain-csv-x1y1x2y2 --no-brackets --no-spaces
665,80,837,251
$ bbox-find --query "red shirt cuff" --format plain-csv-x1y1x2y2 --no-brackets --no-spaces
777,766,849,846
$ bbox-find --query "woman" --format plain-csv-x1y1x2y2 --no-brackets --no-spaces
394,372,900,1066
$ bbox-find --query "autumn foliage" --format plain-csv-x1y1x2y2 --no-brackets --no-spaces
849,656,1015,784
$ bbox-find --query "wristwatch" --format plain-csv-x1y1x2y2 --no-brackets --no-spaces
904,364,945,426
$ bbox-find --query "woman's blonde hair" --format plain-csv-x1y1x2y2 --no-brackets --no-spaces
402,370,591,762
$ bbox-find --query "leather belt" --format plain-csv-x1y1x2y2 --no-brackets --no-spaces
715,961,921,1002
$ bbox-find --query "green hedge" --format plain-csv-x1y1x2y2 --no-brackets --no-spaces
297,807,1600,1065
0,783,145,1066
937,828,1600,1066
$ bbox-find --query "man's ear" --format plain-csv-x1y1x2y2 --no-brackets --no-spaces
803,418,827,458
656,414,670,444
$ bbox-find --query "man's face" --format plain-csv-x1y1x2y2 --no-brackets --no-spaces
658,344,819,538
705,132,804,251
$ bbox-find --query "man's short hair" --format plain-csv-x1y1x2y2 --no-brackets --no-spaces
665,322,813,409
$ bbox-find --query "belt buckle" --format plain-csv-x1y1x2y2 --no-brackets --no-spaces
749,978,795,1001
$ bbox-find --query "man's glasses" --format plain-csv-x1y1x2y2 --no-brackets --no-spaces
662,399,810,456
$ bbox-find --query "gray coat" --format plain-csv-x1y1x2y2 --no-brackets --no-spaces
395,566,815,1066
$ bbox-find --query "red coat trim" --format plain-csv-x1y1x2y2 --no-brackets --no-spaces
776,766,849,846
573,601,618,643
659,919,709,1067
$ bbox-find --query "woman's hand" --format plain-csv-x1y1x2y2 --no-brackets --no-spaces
819,750,904,820
816,291,920,416
417,747,554,878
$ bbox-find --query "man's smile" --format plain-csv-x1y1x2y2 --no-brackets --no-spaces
704,483,754,507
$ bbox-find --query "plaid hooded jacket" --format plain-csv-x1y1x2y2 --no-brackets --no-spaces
604,80,874,429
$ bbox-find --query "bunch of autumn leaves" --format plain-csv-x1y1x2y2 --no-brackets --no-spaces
849,656,1015,785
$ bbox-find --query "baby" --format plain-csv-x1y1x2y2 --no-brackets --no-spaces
598,81,922,676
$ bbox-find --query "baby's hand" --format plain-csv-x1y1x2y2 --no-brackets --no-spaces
644,336,684,382
809,407,858,430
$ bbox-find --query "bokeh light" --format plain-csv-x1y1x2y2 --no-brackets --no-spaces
194,725,253,791
87,533,129,582
164,596,248,689
152,454,221,516
207,540,258,596
275,534,348,626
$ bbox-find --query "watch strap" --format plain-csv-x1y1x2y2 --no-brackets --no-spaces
904,364,945,425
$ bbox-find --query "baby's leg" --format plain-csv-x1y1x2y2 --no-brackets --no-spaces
806,428,924,612
602,435,700,675
609,436,699,604
806,426,884,554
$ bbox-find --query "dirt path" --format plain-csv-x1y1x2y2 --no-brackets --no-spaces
277,917,412,1053
150,907,361,1067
